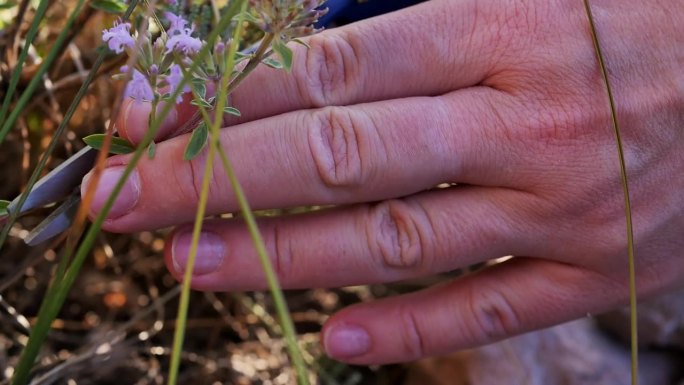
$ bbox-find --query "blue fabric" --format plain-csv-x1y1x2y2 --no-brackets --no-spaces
319,0,425,27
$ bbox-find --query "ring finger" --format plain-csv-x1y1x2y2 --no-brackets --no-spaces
164,185,536,291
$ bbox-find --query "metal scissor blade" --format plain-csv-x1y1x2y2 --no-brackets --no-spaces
7,146,96,217
24,194,81,246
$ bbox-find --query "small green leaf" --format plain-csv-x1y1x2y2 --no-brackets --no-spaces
191,80,207,100
223,107,241,116
147,141,156,159
90,0,127,13
0,200,9,216
291,38,310,49
0,2,17,10
183,123,208,160
83,134,135,155
234,53,251,64
190,98,213,109
262,57,283,69
233,11,261,25
272,39,293,71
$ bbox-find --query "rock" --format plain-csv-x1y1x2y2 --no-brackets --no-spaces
597,288,684,350
404,319,681,385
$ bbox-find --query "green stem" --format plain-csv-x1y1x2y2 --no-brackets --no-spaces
167,1,251,383
583,1,638,384
0,0,86,144
168,6,308,384
225,33,275,95
0,0,50,131
216,146,309,385
173,33,275,136
166,114,217,385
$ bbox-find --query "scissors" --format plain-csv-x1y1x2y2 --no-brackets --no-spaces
1,146,97,246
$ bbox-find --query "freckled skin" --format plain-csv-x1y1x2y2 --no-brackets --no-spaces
87,0,684,365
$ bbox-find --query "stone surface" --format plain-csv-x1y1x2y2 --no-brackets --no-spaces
597,288,684,350
404,319,681,385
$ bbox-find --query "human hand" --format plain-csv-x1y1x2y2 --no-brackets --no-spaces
82,0,684,364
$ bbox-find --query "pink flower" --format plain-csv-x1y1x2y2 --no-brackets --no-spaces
165,28,203,55
124,70,154,103
165,64,191,103
164,12,188,36
102,21,135,54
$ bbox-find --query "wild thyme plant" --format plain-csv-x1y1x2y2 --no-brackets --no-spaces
90,0,327,159
91,1,328,385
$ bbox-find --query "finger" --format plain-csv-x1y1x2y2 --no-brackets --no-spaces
116,92,199,143
118,0,507,142
86,88,521,231
162,186,531,291
320,258,626,364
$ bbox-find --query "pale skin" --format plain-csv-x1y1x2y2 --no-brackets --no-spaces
82,0,684,364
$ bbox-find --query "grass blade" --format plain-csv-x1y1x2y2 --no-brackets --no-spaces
583,1,638,383
0,0,50,131
216,145,310,385
0,0,85,144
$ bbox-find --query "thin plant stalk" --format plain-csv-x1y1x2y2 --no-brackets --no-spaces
171,25,310,385
216,146,309,385
168,1,245,382
0,0,50,131
165,1,250,381
583,1,638,383
10,5,235,383
0,0,86,144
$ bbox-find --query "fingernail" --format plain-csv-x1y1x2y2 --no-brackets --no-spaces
324,324,371,358
81,167,140,219
172,230,225,276
121,100,177,142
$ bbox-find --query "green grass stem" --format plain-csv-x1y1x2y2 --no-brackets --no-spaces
166,2,248,382
174,23,310,385
0,0,86,144
216,146,310,385
0,0,50,131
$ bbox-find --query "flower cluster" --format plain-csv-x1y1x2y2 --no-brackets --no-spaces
102,21,135,54
249,0,327,38
102,9,205,104
102,1,328,106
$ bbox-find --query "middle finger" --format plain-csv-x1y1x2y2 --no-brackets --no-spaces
88,87,521,232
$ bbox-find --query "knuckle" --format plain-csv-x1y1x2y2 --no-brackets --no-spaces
398,306,426,360
297,33,358,107
522,90,608,149
270,222,294,285
184,148,225,206
170,150,201,204
307,106,370,189
466,286,522,342
367,200,432,270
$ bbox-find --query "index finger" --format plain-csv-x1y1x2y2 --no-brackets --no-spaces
118,0,502,143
